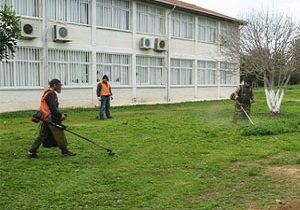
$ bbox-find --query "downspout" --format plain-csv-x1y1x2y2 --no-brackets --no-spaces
42,0,48,89
166,5,176,103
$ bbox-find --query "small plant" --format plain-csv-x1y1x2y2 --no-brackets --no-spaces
247,167,261,176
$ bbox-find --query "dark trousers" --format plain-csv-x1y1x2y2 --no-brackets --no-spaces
99,96,112,119
233,102,251,122
29,122,68,153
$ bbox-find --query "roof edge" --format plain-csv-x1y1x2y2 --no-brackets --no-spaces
152,0,247,25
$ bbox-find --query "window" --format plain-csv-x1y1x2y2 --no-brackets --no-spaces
198,17,217,43
172,12,194,39
48,0,90,24
96,0,130,30
0,47,41,87
197,61,217,85
48,49,90,86
220,62,238,85
137,3,165,35
1,0,39,17
136,56,164,86
220,22,239,46
171,59,193,85
96,53,130,86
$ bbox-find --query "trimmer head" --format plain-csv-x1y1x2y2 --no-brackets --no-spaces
107,149,116,156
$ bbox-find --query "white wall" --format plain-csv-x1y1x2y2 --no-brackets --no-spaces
0,0,239,113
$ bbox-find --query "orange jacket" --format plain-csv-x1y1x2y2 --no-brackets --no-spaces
100,81,112,96
39,88,55,121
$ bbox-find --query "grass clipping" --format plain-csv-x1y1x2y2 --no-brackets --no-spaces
240,120,299,136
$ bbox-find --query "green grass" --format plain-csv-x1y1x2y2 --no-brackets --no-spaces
1,85,300,210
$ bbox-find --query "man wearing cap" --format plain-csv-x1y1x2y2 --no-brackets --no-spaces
28,79,76,158
96,75,113,120
231,80,255,123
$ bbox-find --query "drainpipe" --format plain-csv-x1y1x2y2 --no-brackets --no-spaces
42,0,48,89
166,5,176,103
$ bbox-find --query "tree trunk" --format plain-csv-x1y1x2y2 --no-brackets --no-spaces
264,88,285,114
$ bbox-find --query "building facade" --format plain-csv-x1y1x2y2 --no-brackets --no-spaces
0,0,243,112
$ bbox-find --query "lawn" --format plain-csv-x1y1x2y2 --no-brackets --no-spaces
1,85,299,210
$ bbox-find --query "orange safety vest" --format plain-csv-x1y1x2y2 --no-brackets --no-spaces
100,81,111,96
39,88,55,121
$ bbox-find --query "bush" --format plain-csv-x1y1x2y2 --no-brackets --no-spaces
240,120,299,136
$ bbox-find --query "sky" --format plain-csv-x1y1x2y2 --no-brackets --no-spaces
182,0,300,20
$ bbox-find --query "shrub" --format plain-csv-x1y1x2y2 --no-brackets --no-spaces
240,120,299,136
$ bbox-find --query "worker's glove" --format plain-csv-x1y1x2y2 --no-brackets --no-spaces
97,96,101,101
110,96,114,101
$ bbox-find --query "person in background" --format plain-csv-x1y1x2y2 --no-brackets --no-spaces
28,79,76,158
231,80,255,123
96,75,113,120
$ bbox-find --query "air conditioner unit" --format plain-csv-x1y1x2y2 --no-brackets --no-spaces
53,25,71,42
20,20,39,39
140,37,152,49
154,38,167,51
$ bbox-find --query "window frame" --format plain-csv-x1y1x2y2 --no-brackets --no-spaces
171,58,194,86
1,0,39,17
197,60,218,85
96,0,131,31
136,55,165,86
47,0,91,25
220,62,238,85
171,11,195,40
47,49,91,87
136,2,165,35
0,47,41,88
198,16,218,43
96,52,131,87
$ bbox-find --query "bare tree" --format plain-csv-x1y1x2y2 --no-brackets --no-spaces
221,9,300,114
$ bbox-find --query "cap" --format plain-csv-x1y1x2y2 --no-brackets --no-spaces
102,75,109,81
49,78,62,86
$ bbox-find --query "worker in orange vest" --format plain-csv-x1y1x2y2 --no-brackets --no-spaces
28,79,76,158
96,75,113,120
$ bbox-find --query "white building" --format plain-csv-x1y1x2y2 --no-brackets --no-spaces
0,0,244,112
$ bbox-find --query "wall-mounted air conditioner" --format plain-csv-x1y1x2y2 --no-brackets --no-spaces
53,25,71,42
140,37,152,49
20,20,39,39
154,38,167,51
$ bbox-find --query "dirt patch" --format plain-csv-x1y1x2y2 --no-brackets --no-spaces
248,165,300,210
266,165,300,179
247,200,300,210
272,199,300,210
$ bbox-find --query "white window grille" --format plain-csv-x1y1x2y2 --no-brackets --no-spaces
48,0,90,24
137,3,165,35
172,12,194,39
220,62,238,85
0,47,41,87
171,59,193,85
136,56,164,86
48,49,90,86
197,61,217,85
96,53,130,86
198,17,217,43
96,0,130,30
0,0,39,17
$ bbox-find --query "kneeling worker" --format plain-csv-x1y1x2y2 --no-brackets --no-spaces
28,79,76,158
